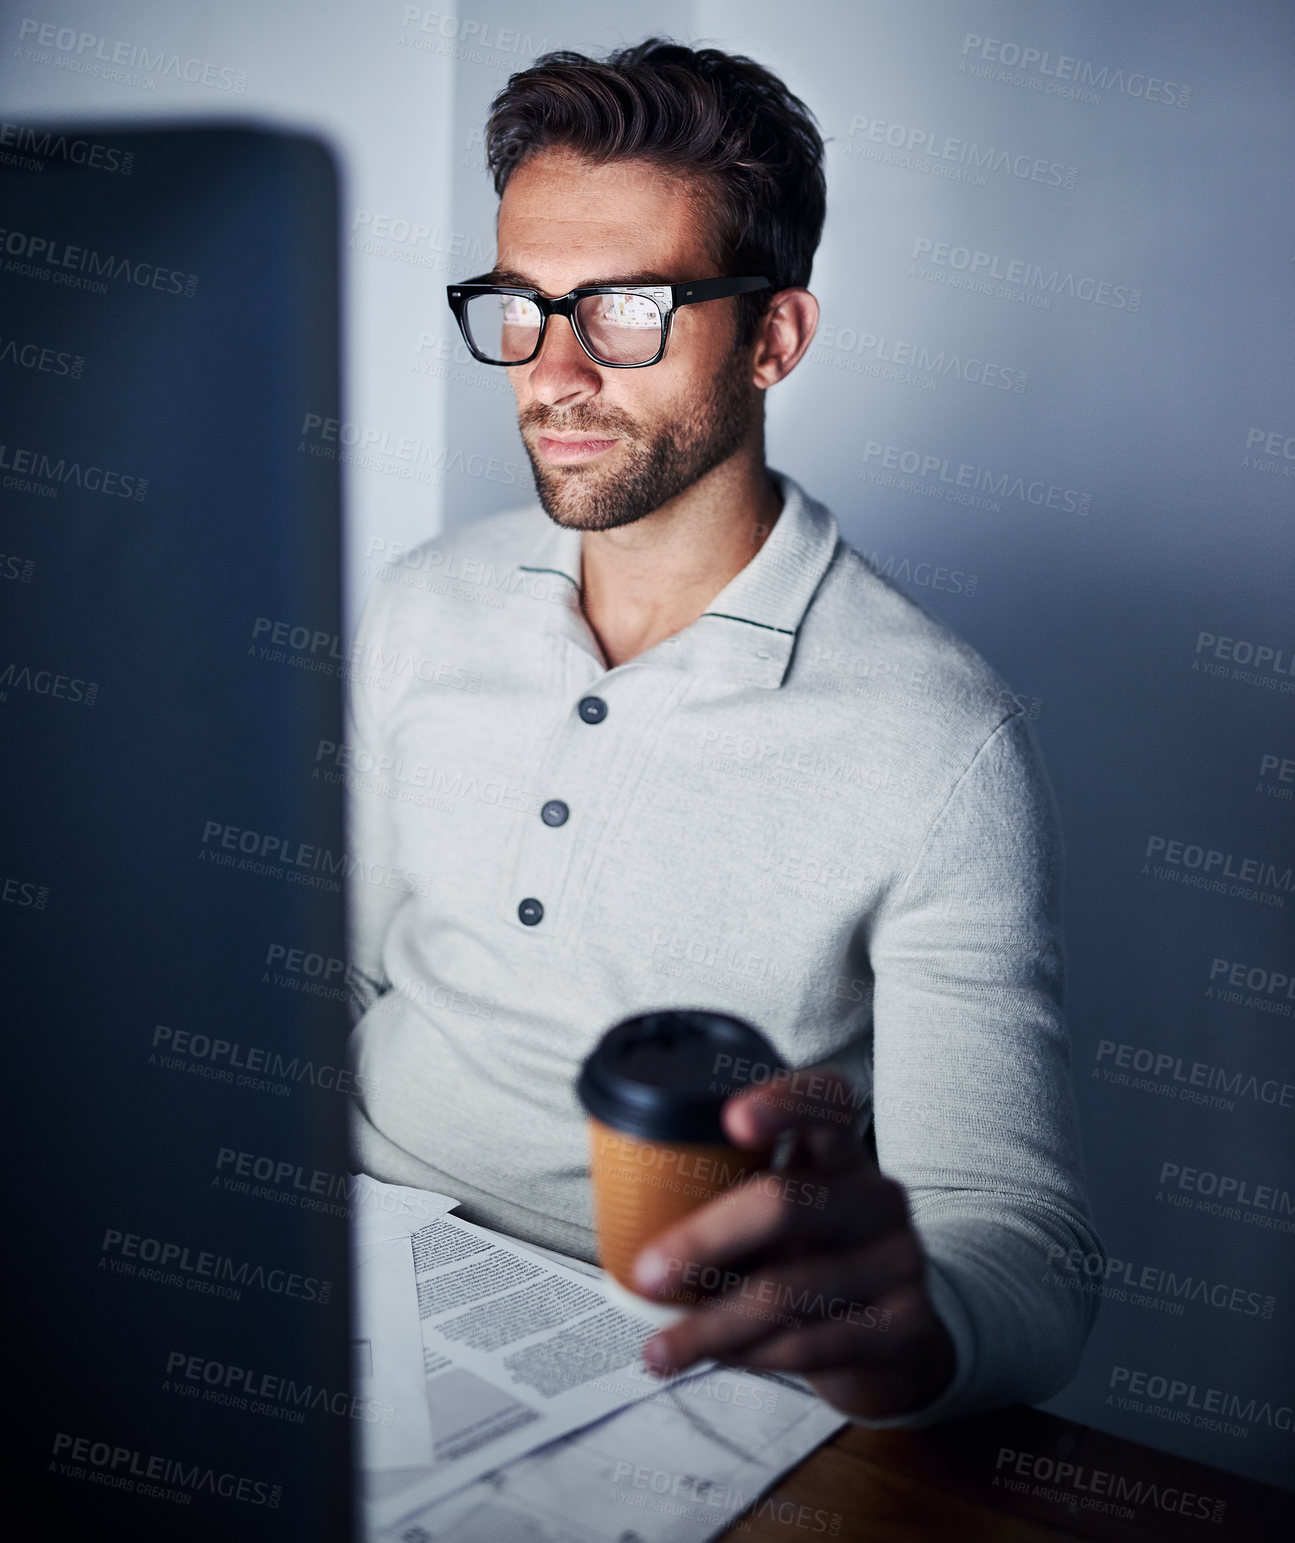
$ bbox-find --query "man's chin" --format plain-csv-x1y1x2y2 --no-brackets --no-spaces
540,502,635,533
530,458,632,531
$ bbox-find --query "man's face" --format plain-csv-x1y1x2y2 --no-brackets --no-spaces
493,148,760,531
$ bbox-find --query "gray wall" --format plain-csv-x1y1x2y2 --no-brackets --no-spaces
8,0,1292,1490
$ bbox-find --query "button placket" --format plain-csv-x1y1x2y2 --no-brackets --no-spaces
508,681,607,931
506,666,683,938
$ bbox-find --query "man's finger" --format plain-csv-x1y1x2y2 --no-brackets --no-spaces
631,1167,909,1296
728,1312,912,1375
722,1064,865,1166
643,1238,918,1372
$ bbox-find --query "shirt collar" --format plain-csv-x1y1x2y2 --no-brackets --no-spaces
514,470,840,689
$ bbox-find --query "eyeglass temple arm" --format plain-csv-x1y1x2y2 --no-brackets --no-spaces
674,276,771,304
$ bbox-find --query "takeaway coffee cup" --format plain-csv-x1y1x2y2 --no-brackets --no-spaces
576,1009,787,1316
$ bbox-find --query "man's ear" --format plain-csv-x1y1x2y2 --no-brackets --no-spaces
751,288,820,389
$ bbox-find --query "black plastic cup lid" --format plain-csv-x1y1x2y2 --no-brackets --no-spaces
576,1008,787,1143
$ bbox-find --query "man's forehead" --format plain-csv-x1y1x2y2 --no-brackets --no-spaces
495,149,715,284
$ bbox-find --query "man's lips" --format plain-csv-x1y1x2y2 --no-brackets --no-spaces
535,432,620,464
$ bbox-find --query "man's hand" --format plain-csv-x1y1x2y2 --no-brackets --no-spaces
628,1067,957,1421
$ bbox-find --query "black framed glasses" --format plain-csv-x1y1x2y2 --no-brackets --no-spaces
446,275,770,368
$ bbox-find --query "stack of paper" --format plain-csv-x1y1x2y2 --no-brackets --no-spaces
352,1177,847,1542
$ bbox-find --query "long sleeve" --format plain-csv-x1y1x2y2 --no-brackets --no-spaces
854,710,1104,1427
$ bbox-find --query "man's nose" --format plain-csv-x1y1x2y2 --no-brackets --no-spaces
522,314,602,407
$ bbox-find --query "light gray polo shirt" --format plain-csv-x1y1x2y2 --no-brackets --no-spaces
343,469,1103,1426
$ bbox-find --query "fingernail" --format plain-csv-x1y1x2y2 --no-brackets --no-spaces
632,1248,668,1292
644,1335,687,1376
642,1335,668,1372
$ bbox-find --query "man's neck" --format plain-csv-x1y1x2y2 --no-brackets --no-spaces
578,451,783,669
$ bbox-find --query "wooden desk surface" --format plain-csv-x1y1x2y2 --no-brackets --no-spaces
719,1403,1290,1541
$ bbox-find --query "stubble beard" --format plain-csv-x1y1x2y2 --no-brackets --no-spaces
519,352,758,532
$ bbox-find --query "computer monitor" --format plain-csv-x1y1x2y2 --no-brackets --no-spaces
1,122,351,1540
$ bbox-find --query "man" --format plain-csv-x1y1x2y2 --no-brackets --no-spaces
346,39,1103,1425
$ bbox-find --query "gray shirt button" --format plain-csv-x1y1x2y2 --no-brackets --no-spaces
518,897,544,926
577,695,608,723
541,800,569,827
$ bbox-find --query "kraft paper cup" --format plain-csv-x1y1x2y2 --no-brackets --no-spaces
577,1009,786,1325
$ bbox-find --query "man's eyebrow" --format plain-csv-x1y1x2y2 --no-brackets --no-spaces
485,267,675,290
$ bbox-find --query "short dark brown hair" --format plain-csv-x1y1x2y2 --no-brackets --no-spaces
484,38,826,346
